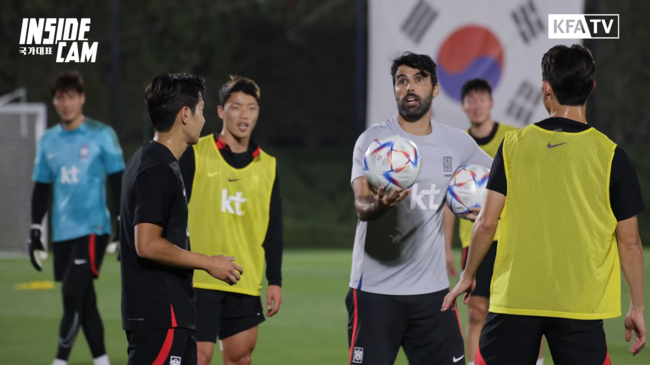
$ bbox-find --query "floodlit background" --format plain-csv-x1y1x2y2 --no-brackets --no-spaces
0,0,648,364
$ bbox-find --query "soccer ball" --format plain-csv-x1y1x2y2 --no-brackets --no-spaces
446,164,490,218
363,135,422,193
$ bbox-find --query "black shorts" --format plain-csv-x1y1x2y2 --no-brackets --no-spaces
346,288,465,365
195,288,265,342
53,234,109,292
126,328,196,365
461,241,497,298
477,313,610,365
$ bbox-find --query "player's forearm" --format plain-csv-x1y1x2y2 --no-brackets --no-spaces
264,215,283,285
136,236,210,270
108,171,123,217
443,205,455,254
463,216,497,280
619,237,645,311
31,182,50,224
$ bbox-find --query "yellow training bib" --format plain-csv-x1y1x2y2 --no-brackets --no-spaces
459,123,517,248
490,125,620,320
188,135,276,296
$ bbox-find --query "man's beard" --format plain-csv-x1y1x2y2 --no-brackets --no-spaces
397,93,432,122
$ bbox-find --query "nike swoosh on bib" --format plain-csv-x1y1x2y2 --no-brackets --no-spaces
453,355,464,363
547,142,567,148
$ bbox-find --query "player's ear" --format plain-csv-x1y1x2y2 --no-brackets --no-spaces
217,105,225,120
432,83,440,98
79,93,86,106
541,81,553,101
590,80,596,94
180,106,191,125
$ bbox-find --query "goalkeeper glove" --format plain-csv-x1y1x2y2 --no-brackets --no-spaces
106,216,120,260
28,224,45,272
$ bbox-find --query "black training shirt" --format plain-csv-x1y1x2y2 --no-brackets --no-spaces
120,141,195,330
487,117,646,221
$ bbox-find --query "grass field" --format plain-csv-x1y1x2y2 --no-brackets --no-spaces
1,250,648,365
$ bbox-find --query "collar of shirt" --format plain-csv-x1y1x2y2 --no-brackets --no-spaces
148,140,178,163
535,117,591,133
468,122,500,146
213,134,260,158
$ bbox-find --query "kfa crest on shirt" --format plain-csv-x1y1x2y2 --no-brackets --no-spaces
367,0,584,129
79,145,89,160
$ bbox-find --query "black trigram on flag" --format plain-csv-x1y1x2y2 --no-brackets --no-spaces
507,81,541,125
401,0,438,44
511,0,544,44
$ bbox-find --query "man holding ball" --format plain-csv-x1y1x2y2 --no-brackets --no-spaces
346,52,492,365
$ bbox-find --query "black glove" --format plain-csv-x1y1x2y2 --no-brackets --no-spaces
28,225,45,272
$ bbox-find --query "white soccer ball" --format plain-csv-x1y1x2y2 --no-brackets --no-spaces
446,164,490,218
363,135,422,193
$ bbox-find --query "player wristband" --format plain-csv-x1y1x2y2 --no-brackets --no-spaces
30,224,43,230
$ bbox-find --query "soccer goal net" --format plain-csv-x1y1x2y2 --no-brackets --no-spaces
0,103,48,257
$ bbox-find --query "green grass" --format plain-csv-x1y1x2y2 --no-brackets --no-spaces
1,250,649,365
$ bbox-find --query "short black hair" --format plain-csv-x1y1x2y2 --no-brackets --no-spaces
218,76,260,107
51,71,84,96
461,78,492,101
391,52,438,86
541,44,595,106
144,73,206,133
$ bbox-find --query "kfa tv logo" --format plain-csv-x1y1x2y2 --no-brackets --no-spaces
19,18,98,63
548,14,619,39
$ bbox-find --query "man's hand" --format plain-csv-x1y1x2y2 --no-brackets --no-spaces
465,207,481,222
625,308,646,356
28,225,45,272
266,285,283,317
445,250,458,278
372,185,411,213
206,255,243,285
441,276,475,311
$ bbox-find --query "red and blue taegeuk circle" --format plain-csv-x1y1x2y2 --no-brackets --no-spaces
436,25,504,103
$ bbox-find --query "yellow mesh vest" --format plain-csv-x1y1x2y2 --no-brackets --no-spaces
490,125,620,319
460,123,518,248
189,135,276,296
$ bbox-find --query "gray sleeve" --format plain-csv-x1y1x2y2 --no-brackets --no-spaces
351,132,371,184
460,132,493,168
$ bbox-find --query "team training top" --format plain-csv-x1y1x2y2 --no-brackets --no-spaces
181,134,283,297
350,116,492,295
459,122,518,248
32,118,125,242
487,117,646,320
120,141,195,331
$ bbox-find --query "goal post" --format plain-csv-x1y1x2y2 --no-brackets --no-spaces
0,103,48,257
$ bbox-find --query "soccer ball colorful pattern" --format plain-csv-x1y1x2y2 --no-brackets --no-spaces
446,164,490,218
363,135,422,193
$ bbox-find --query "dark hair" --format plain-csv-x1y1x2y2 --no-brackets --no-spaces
541,44,595,106
218,76,260,106
144,73,206,133
51,71,84,96
391,52,438,86
461,78,492,100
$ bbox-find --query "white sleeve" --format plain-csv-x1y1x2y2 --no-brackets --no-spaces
351,133,370,184
461,132,493,168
